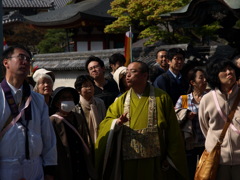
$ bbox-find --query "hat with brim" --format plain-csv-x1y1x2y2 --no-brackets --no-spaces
113,66,127,91
50,87,79,110
33,68,55,82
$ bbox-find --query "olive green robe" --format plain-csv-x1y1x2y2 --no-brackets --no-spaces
95,85,189,180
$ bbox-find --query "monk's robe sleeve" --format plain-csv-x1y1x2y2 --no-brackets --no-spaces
95,94,125,176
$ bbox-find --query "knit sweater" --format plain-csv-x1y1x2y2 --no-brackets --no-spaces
199,84,240,165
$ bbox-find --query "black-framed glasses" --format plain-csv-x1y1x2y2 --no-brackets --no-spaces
88,65,100,71
8,54,31,63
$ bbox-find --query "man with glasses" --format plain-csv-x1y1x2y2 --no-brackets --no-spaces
95,61,188,180
0,45,57,180
153,48,188,105
85,56,119,109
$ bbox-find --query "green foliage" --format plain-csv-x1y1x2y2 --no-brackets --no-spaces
105,0,221,45
37,29,71,53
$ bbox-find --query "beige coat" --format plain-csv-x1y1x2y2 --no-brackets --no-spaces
199,84,240,165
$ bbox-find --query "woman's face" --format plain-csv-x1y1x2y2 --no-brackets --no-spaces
56,91,74,110
37,77,53,96
218,65,236,88
191,70,207,92
79,81,94,101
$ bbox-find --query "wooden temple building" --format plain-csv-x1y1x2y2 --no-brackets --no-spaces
3,0,240,88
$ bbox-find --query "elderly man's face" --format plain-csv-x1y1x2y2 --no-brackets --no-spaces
126,62,147,88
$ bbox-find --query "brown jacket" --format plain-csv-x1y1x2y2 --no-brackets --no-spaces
50,112,95,180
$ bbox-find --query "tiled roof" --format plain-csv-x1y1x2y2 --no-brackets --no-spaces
51,0,72,9
161,0,240,27
32,44,236,71
3,0,71,8
2,11,25,24
32,48,124,71
3,0,51,8
24,0,113,26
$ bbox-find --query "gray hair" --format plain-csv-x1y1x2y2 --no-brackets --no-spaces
33,74,53,92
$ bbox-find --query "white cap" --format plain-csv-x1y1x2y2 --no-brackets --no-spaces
33,68,55,82
113,66,126,91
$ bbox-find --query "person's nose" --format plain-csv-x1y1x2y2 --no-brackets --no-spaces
126,72,131,77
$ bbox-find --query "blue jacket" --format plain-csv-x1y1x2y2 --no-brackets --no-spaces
153,70,188,105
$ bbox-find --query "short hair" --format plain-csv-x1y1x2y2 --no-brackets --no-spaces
133,61,149,74
149,65,163,83
74,75,94,91
2,45,32,76
33,74,53,92
167,48,185,61
109,53,126,65
206,58,239,90
85,56,104,72
155,49,167,59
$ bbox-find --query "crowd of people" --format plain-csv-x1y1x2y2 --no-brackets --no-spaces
0,45,240,180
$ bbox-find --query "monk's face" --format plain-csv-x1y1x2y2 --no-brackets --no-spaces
126,62,147,88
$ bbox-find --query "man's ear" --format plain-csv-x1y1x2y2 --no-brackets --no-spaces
3,58,9,68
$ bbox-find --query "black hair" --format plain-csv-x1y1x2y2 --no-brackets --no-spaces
155,49,167,59
206,58,239,90
187,67,205,93
148,65,163,83
2,45,32,76
85,56,104,72
167,48,185,61
109,53,126,65
74,75,94,91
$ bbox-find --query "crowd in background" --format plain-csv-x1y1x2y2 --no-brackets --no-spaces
0,45,240,180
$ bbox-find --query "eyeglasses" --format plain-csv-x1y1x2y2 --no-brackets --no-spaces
159,55,167,58
8,54,31,63
88,65,100,71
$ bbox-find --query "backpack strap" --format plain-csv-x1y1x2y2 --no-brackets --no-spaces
181,95,188,109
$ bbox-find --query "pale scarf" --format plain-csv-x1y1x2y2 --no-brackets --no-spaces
80,95,101,143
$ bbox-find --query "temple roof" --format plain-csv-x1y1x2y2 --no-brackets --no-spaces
24,0,114,27
161,0,240,27
2,11,25,24
3,0,51,8
2,0,72,25
3,0,71,9
32,48,124,71
32,44,236,71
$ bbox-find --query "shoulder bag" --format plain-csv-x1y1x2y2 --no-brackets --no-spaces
194,90,240,180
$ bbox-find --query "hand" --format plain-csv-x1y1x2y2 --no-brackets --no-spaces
117,113,129,125
187,111,196,121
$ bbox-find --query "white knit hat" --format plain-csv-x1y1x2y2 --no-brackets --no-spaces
33,68,55,82
113,66,127,91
